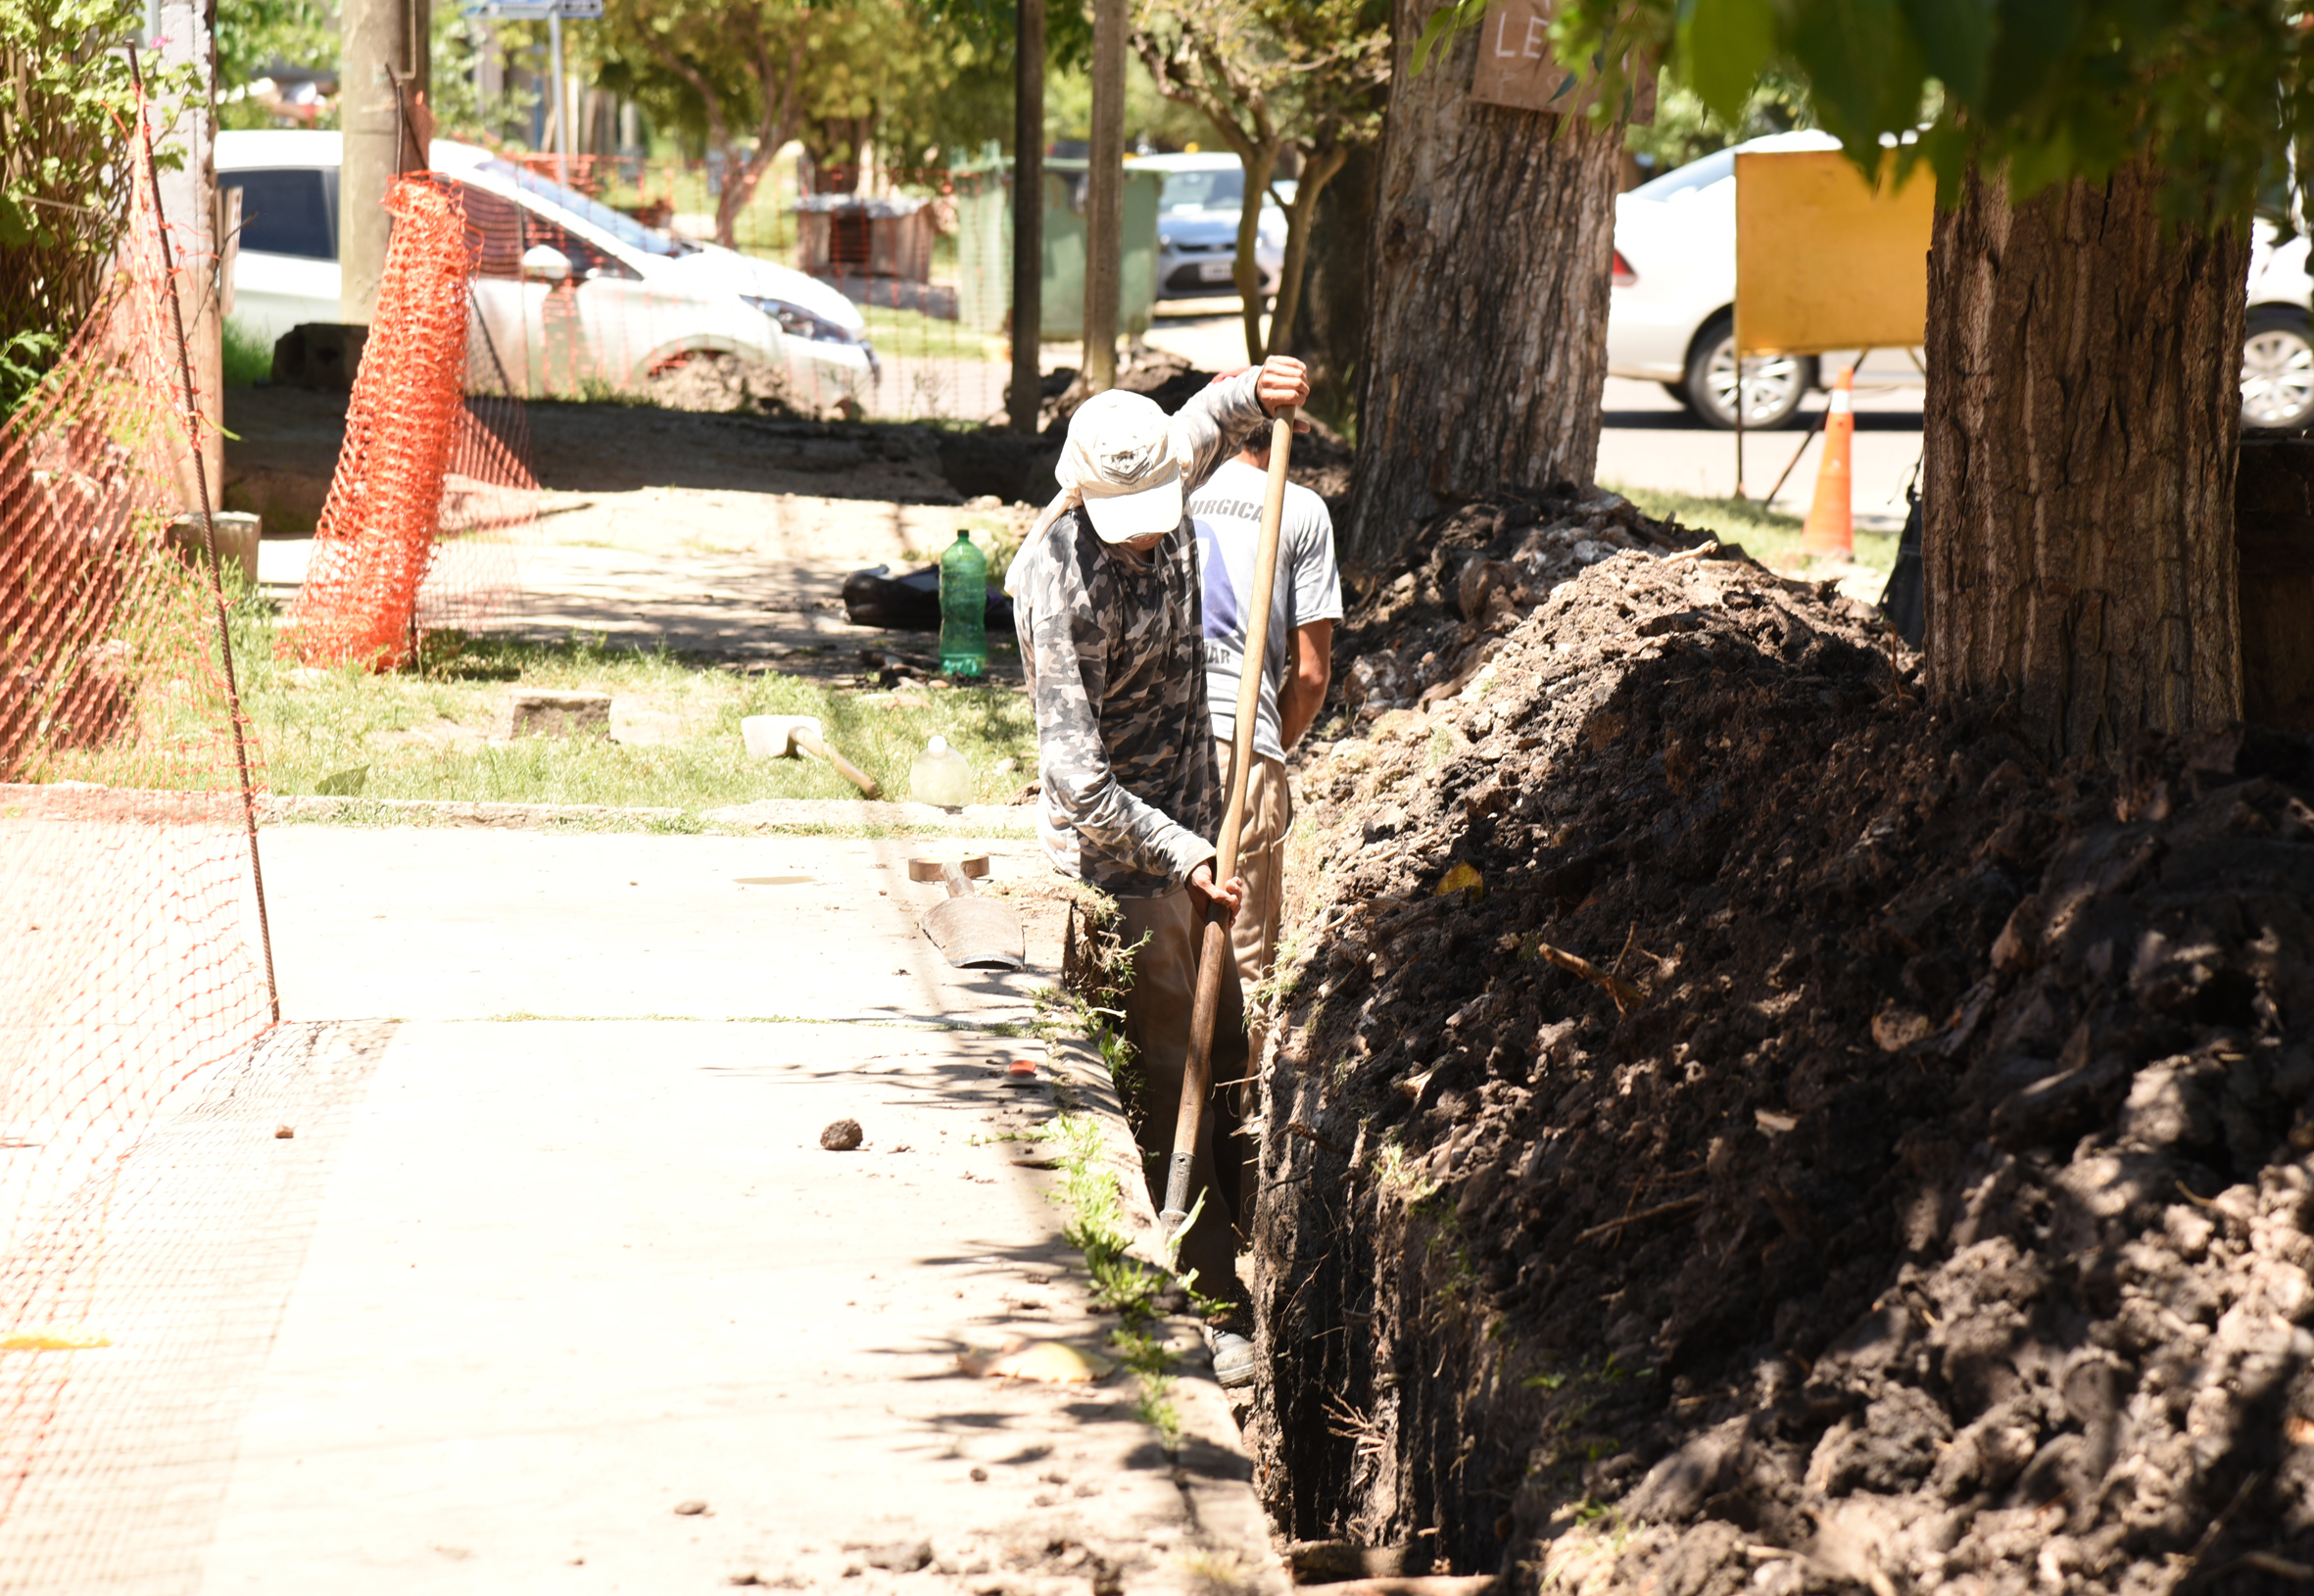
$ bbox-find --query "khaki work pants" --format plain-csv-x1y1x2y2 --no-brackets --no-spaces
1115,887,1249,1299
1216,737,1293,1048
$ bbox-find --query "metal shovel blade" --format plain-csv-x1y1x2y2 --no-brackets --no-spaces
921,895,1026,971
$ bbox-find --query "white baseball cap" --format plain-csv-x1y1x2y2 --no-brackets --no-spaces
1065,390,1184,543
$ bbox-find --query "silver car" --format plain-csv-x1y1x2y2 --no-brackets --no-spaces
1133,153,1288,306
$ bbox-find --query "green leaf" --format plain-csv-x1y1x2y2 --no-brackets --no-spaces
1900,0,1994,107
1791,0,1922,150
1675,0,1777,125
1411,0,1488,77
1983,0,2082,124
0,192,34,248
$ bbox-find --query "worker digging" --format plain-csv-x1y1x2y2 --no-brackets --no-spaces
1007,354,1312,1380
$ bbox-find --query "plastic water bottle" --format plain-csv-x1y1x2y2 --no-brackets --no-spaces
939,530,988,679
910,735,973,807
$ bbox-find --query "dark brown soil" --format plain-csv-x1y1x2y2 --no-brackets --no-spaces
1247,542,2314,1595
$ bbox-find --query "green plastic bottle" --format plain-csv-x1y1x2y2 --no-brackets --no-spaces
939,530,988,679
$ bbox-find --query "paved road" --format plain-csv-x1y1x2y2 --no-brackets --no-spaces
1146,309,1928,531
0,824,1280,1596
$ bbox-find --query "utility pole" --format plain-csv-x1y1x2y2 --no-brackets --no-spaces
1081,0,1125,395
149,0,221,507
339,0,430,325
1007,0,1044,433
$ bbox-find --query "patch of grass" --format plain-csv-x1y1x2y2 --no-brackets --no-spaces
226,600,1036,812
858,302,1008,365
1609,481,1901,580
222,317,273,387
1031,1110,1183,1445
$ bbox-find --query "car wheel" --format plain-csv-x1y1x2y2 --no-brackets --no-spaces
1681,313,1813,430
2242,305,2314,432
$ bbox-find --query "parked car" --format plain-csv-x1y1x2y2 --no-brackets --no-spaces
217,129,877,409
1608,130,2314,432
1130,152,1288,305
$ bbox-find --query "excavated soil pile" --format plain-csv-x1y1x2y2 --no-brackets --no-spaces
1327,487,1697,718
1248,546,2314,1595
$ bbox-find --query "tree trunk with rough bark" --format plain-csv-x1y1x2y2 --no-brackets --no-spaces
1008,0,1044,433
1338,0,1620,579
1082,0,1127,393
1924,164,2248,761
1285,139,1376,438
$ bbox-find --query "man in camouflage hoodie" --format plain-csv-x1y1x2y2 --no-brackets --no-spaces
1010,356,1310,1299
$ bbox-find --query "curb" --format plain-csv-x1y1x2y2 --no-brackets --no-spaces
253,793,1039,834
1041,1037,1291,1596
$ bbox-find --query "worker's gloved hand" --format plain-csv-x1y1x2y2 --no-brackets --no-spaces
1187,861,1247,924
1254,357,1312,431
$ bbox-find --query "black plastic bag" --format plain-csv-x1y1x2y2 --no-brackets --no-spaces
842,564,1014,633
1878,485,1924,646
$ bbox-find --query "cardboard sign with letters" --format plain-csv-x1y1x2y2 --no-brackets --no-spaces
1470,0,1655,124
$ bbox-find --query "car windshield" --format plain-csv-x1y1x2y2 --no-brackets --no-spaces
1160,168,1244,213
478,159,699,258
1629,148,1736,203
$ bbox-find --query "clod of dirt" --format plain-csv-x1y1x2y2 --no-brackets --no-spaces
1249,534,2314,1592
672,1499,709,1516
819,1119,864,1151
645,351,795,416
862,1537,933,1572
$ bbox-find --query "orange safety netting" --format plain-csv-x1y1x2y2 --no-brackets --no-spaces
281,175,478,670
0,97,275,1527
277,172,543,668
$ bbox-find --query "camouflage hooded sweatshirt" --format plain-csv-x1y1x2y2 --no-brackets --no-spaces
1012,368,1272,897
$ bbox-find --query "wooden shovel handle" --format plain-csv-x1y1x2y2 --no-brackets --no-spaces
791,726,883,799
1162,407,1294,1236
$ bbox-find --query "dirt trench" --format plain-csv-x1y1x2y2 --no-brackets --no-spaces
1244,540,2314,1595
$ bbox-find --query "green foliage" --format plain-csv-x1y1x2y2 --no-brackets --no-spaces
1624,68,1811,178
215,0,334,129
221,316,273,386
1453,0,2314,226
0,0,191,416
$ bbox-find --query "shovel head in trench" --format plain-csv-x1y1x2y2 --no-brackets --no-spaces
921,895,1026,971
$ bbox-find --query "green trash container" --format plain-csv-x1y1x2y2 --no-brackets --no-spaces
949,154,1161,342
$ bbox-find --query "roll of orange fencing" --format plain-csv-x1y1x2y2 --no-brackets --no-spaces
1802,365,1856,558
281,176,476,670
0,101,275,1532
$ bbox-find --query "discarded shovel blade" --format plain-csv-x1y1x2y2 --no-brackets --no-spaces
922,896,1025,971
957,1338,1115,1382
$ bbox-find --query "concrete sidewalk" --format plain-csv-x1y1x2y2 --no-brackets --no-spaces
0,826,1283,1595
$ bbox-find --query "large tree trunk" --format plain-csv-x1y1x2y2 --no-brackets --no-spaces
1286,140,1377,439
1924,163,2248,759
1338,0,1620,579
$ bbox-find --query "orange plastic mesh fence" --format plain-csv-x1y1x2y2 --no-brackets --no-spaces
281,176,478,670
277,173,541,667
0,104,274,1529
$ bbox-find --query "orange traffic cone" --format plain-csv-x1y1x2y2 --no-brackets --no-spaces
1801,365,1855,559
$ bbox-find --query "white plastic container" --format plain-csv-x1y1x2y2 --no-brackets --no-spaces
909,734,973,808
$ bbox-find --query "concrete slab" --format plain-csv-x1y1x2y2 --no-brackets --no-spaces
195,1019,1215,1595
254,825,1062,1027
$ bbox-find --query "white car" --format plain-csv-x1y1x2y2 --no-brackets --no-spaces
1130,151,1288,305
217,129,877,410
1609,129,2314,432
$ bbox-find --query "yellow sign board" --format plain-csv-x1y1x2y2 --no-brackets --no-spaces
1734,150,1933,357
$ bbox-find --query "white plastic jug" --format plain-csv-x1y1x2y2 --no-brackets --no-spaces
909,734,973,808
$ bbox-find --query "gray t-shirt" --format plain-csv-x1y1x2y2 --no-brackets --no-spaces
1189,458,1343,763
